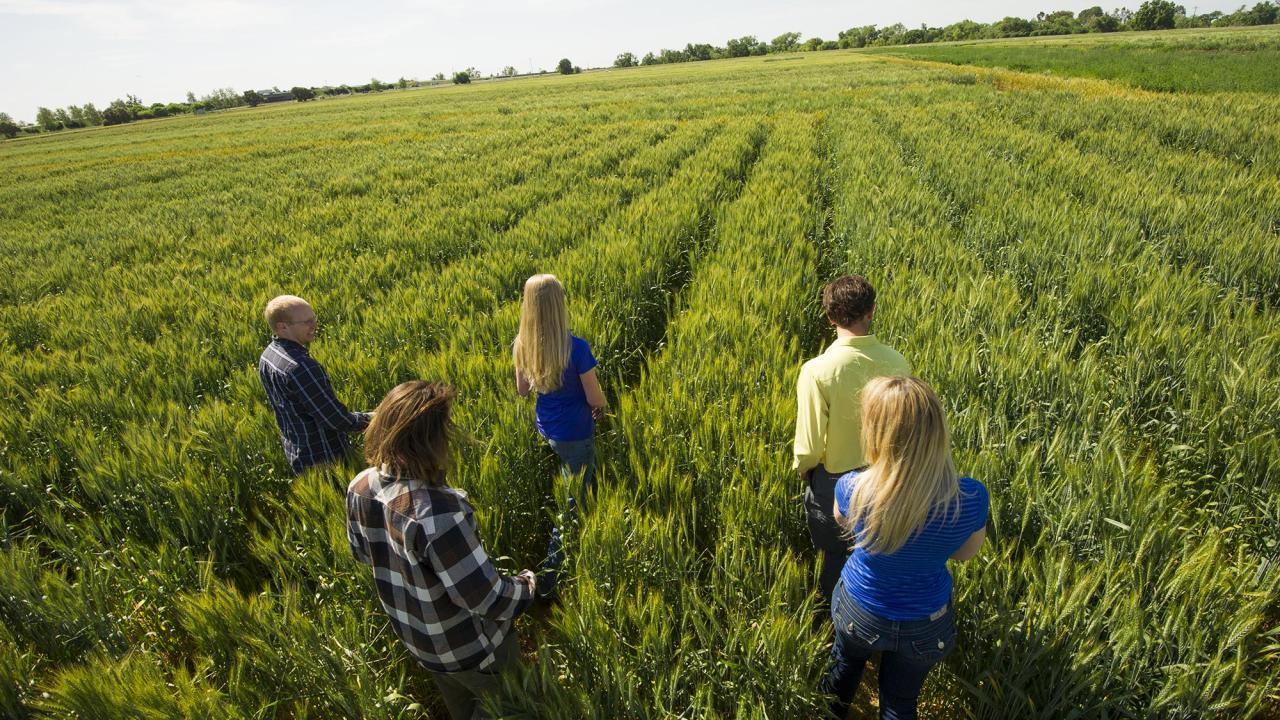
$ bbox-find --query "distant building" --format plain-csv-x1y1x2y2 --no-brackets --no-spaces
258,90,294,104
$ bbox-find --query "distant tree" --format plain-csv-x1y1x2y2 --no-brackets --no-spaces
201,88,243,110
369,77,385,91
0,113,18,139
641,51,658,65
802,36,824,51
940,20,986,41
685,42,717,60
397,76,410,89
290,86,316,101
35,106,60,131
820,40,839,50
770,31,802,53
452,71,472,84
65,105,86,128
659,48,690,63
837,25,879,48
725,35,766,56
989,15,1036,36
1243,1,1279,24
1079,6,1123,30
102,99,134,125
892,24,939,44
1131,0,1179,28
614,52,638,67
432,72,446,82
1078,5,1106,21
1033,9,1085,34
557,58,575,74
874,23,909,44
243,90,264,107
501,65,518,76
1175,9,1208,27
81,102,103,125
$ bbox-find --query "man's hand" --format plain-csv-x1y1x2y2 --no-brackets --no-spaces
591,405,607,422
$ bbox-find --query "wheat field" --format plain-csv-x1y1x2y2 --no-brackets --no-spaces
1,39,1278,719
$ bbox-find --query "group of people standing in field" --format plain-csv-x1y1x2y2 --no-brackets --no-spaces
257,273,989,720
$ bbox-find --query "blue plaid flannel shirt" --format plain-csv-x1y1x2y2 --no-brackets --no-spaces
259,338,371,473
346,467,534,673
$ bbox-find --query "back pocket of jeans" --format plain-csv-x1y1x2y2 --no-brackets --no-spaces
908,626,955,663
848,622,880,649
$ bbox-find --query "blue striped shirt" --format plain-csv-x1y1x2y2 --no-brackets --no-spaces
534,335,598,442
835,471,989,621
259,338,371,474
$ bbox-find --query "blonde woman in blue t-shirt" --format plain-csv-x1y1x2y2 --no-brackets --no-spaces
821,375,989,719
513,273,608,506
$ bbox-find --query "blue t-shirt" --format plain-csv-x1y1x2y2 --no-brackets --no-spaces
835,470,989,621
534,335,598,442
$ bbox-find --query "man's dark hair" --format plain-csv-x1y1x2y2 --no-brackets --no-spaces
822,275,876,328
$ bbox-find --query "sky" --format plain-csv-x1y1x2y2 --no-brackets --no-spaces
0,0,1247,123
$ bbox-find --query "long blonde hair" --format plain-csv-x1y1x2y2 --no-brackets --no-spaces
513,274,572,393
841,375,959,554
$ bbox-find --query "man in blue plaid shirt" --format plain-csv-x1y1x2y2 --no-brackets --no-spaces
259,295,371,474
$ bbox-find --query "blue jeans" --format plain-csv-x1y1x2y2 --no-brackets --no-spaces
820,580,955,720
546,436,596,507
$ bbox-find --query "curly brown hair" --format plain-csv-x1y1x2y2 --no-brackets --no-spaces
822,275,876,328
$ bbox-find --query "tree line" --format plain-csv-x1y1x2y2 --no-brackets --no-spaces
0,78,437,138
1,63,587,138
612,1,1280,67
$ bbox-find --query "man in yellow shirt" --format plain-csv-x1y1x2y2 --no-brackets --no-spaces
794,275,910,601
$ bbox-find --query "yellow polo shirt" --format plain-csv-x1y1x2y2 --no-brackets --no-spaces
793,335,910,475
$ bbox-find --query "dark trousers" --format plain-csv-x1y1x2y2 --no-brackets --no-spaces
431,630,519,720
804,464,853,601
821,581,955,720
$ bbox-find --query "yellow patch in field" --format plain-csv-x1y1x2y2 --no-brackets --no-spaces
873,54,1160,99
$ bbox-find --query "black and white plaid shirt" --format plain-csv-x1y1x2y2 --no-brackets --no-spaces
346,467,534,673
258,338,371,473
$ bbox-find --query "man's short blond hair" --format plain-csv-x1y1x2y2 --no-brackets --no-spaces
264,295,311,331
